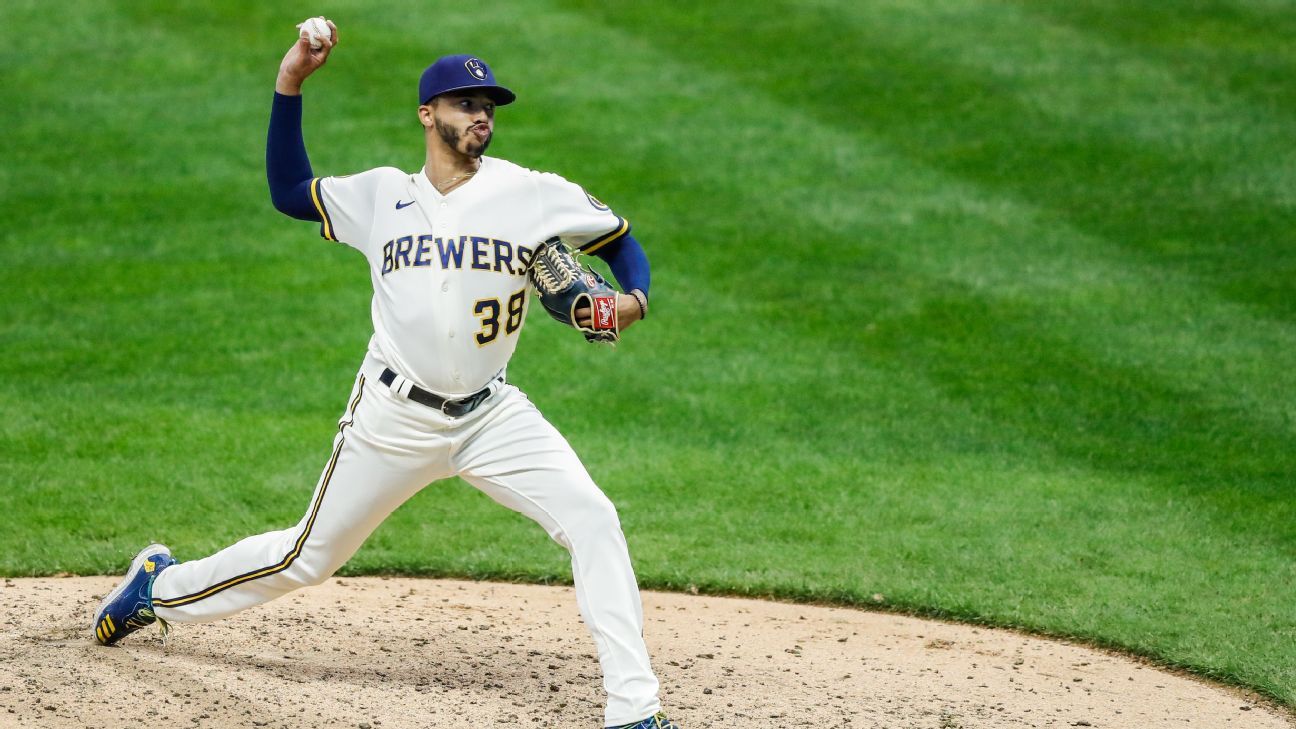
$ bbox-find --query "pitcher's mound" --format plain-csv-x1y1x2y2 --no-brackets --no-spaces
0,577,1287,728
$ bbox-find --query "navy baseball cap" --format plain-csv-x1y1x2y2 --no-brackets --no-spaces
419,54,516,106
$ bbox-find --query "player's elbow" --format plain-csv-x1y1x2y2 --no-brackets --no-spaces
269,180,323,222
269,188,293,215
269,189,299,217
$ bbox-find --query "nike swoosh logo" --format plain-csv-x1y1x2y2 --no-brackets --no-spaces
395,200,416,210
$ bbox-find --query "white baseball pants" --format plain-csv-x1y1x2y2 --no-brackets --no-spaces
150,355,661,726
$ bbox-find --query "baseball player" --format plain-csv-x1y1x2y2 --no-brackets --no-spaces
92,19,678,729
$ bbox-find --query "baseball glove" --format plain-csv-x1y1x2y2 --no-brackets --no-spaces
529,237,619,344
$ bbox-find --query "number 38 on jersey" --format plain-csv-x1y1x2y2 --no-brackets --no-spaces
474,288,526,345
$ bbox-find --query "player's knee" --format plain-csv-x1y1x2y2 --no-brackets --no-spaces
569,490,623,537
284,547,342,587
593,494,622,529
294,564,334,587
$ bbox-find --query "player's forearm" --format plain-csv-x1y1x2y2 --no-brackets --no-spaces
266,92,322,221
592,233,650,298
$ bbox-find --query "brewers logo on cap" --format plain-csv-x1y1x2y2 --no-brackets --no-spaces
420,54,516,106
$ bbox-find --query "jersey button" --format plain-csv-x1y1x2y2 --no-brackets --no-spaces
448,331,455,339
441,282,449,292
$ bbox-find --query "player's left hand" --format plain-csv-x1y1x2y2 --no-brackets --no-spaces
575,293,641,332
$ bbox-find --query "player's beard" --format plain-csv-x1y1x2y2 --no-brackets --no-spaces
436,117,492,158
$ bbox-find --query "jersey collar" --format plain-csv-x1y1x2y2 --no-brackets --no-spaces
414,156,494,202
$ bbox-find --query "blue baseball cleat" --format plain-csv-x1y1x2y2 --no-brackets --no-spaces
92,543,176,645
608,713,680,729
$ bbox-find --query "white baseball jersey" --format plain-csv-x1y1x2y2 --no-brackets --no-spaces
308,156,629,396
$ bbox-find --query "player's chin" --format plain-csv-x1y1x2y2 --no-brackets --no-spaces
464,134,492,158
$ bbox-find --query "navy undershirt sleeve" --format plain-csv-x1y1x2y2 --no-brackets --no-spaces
592,233,650,297
267,92,321,221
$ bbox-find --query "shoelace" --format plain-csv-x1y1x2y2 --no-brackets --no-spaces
614,713,676,729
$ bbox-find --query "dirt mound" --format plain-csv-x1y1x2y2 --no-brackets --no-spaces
0,577,1287,728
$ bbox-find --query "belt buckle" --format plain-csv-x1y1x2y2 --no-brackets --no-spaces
442,386,490,417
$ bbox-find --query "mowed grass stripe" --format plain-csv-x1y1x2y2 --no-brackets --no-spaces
1012,0,1296,121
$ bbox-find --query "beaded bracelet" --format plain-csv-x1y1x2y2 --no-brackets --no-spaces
629,289,648,320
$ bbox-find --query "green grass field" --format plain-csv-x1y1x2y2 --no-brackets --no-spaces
3,0,1294,709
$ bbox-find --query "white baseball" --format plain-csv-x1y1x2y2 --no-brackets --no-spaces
296,17,330,50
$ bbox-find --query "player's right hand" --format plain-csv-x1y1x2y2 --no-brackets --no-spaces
276,18,338,96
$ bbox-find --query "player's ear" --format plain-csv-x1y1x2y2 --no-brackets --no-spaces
417,103,434,128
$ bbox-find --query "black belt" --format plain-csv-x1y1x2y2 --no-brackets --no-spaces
379,368,496,417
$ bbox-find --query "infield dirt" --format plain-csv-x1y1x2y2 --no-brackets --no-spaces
0,577,1288,728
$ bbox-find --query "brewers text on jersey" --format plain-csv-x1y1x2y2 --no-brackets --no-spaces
379,234,535,276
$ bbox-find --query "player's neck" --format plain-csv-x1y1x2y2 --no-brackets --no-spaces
424,146,482,195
